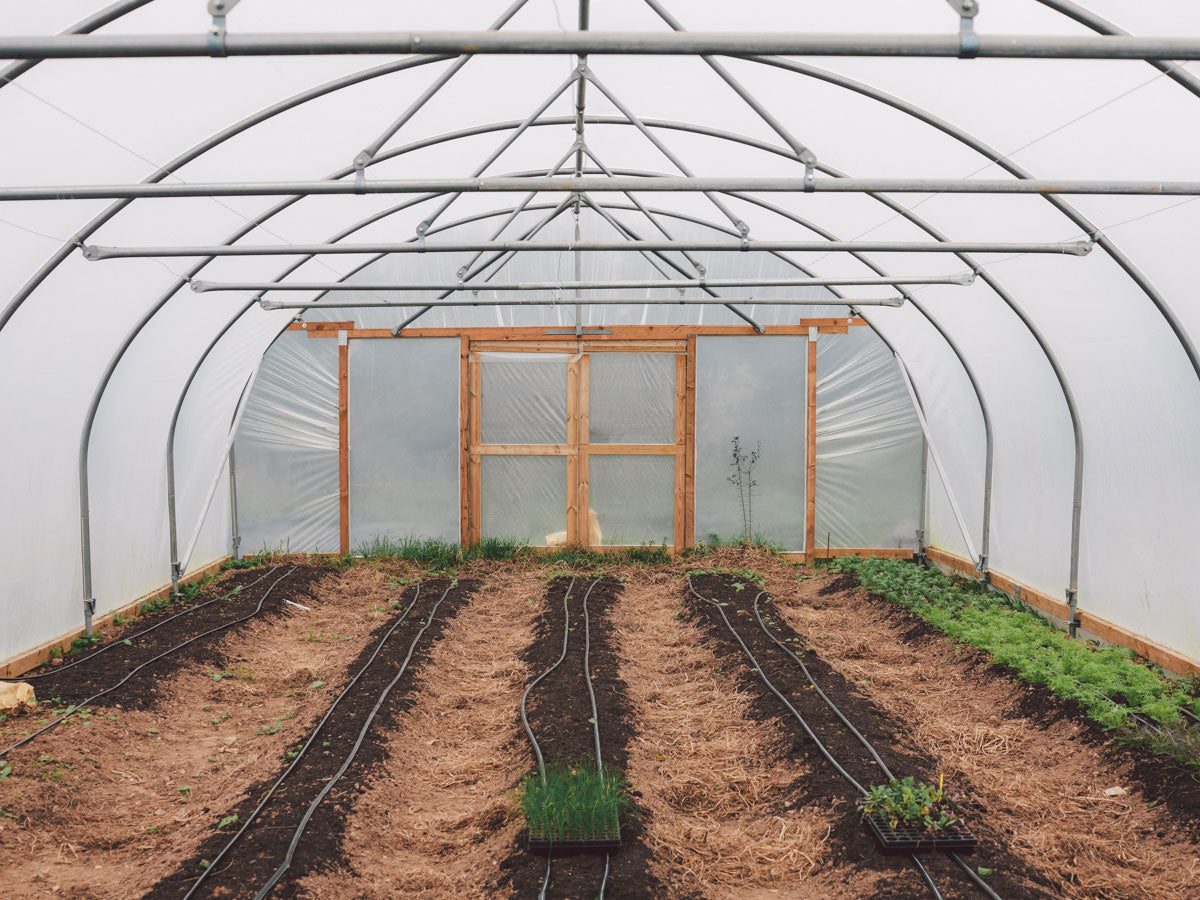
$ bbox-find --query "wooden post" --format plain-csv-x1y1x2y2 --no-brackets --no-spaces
468,353,482,545
459,336,470,547
684,336,697,548
338,331,350,555
673,352,687,555
804,334,817,560
577,353,591,547
566,355,580,544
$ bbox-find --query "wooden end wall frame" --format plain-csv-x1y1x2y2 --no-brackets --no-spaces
463,339,691,554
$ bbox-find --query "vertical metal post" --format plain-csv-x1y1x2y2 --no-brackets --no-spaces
917,434,929,557
228,442,241,561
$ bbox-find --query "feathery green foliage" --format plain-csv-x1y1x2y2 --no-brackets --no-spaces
520,762,631,841
833,557,1200,731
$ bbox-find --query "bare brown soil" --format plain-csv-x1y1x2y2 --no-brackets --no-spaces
294,564,544,898
0,564,404,899
3,550,1197,900
762,563,1200,900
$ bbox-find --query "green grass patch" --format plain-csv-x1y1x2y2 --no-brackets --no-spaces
355,534,527,567
520,762,631,842
832,557,1200,733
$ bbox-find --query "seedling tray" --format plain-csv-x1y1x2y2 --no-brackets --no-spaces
864,814,977,854
528,834,622,851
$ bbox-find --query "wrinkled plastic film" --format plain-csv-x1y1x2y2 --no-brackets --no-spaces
481,455,568,545
588,353,676,444
694,336,806,549
814,329,923,550
588,455,675,546
348,339,460,547
480,352,568,444
233,332,339,554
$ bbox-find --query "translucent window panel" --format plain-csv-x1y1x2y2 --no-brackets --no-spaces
349,339,460,548
234,332,339,554
588,455,675,546
481,455,568,545
588,353,676,444
814,330,923,549
481,353,567,444
695,337,805,550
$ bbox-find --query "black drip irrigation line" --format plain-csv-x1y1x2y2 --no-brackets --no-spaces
749,587,1003,900
250,581,456,900
518,577,609,900
20,565,283,682
0,567,297,760
179,582,426,900
686,576,996,900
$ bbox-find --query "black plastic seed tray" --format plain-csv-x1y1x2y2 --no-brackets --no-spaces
528,830,621,852
864,814,978,854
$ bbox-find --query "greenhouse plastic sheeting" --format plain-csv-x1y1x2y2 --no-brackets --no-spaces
589,455,676,546
589,353,677,445
481,455,568,545
2,2,1200,668
349,339,460,549
234,331,340,555
481,353,568,445
814,329,923,550
695,336,807,549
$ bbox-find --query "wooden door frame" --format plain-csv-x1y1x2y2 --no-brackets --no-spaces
462,339,693,553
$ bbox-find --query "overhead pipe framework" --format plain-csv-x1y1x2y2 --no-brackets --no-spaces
5,29,1200,60
81,239,1093,259
257,296,904,311
14,1,1196,641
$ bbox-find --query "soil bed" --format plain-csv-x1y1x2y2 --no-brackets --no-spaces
499,574,666,900
683,571,1051,899
17,564,320,710
144,576,476,900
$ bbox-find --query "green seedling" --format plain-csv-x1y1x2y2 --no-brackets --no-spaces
519,762,632,842
178,786,191,798
860,775,963,834
217,814,239,829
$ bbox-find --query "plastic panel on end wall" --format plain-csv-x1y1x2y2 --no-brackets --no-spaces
481,455,568,545
233,332,339,554
588,455,675,546
695,336,806,550
348,339,460,548
589,353,676,444
814,329,923,550
480,353,567,445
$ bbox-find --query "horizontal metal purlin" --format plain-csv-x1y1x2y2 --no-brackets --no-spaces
8,176,1200,201
81,239,1093,258
195,274,970,293
3,31,1200,59
257,296,907,310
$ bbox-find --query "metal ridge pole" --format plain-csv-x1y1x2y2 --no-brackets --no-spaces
83,239,1093,258
192,273,974,292
9,176,1200,201
258,296,903,310
5,31,1200,59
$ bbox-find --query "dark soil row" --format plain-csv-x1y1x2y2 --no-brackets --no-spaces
144,577,476,900
877,594,1200,840
683,573,1055,900
499,575,666,900
23,564,325,709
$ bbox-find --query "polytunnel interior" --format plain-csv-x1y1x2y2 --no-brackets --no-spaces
0,0,1197,673
5,4,1200,900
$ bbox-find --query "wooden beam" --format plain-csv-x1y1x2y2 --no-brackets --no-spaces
674,352,687,555
305,321,866,340
468,355,482,545
473,444,575,455
0,557,230,679
286,320,353,335
684,336,696,548
471,339,685,353
578,353,591,548
459,336,470,547
567,355,580,545
338,333,350,556
804,337,818,558
925,546,1200,677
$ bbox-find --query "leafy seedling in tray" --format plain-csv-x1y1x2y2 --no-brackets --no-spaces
859,775,977,853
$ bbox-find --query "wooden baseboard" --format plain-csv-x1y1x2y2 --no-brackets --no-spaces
0,557,231,680
786,547,918,562
924,546,1200,677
